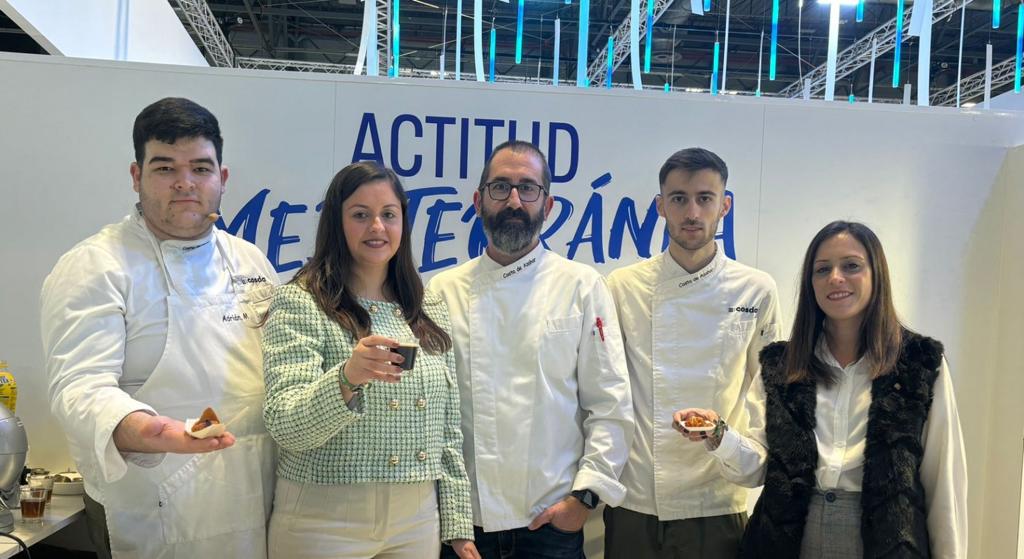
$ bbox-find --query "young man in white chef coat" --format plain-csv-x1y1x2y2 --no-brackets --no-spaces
604,147,782,558
40,98,278,559
430,140,634,559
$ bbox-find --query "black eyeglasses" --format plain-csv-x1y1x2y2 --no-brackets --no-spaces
481,181,548,203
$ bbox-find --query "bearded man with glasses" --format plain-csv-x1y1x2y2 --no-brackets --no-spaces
429,140,634,559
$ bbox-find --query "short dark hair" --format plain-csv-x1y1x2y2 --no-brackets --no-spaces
658,147,729,189
132,97,224,165
478,140,552,192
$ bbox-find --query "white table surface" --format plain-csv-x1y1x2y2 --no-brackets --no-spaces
0,494,85,558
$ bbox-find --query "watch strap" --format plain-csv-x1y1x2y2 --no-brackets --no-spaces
571,488,600,509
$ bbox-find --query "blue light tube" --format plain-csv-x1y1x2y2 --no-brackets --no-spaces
893,0,904,87
516,0,524,63
489,25,496,82
711,40,720,95
769,0,779,80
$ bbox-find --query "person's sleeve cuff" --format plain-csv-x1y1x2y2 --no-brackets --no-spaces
572,469,626,507
709,430,743,460
100,404,162,481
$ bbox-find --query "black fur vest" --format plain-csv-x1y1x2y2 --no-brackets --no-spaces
741,332,943,559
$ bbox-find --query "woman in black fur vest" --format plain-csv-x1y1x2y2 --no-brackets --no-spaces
672,220,967,559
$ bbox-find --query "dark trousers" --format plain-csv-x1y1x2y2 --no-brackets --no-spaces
441,524,585,559
82,492,113,559
603,506,746,559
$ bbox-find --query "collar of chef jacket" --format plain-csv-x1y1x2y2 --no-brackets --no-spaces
655,246,727,291
475,242,548,287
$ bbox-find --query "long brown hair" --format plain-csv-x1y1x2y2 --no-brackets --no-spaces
785,221,903,384
291,161,451,354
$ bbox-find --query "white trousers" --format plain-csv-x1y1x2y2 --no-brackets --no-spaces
268,477,441,559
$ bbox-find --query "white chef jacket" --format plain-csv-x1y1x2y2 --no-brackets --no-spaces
40,210,279,497
710,339,968,559
428,243,634,532
607,248,781,521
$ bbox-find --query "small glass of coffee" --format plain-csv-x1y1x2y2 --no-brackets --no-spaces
19,486,47,524
391,337,419,371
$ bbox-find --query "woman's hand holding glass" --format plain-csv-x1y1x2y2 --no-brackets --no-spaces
343,335,405,386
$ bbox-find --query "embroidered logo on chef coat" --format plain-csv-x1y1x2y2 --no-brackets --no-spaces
222,313,244,322
728,306,759,314
232,275,269,286
501,256,537,279
677,266,716,288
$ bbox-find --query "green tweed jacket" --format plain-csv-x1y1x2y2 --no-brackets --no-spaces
262,283,473,542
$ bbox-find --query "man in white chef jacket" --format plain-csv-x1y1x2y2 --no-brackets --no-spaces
430,140,634,559
604,147,781,558
40,98,279,559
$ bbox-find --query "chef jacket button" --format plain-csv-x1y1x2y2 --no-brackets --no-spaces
417,451,428,461
369,304,379,314
388,399,400,410
824,491,836,503
894,382,902,391
388,455,400,466
416,397,427,409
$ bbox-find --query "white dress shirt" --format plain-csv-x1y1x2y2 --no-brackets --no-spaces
607,249,781,520
41,210,279,490
428,244,634,531
711,338,968,558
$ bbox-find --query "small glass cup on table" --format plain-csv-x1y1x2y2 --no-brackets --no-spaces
19,486,47,524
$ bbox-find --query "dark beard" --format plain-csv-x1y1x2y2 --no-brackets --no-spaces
481,206,544,255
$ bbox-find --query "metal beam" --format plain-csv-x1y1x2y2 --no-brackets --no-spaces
237,55,543,83
587,0,676,86
240,0,274,57
237,57,363,74
234,55,916,102
378,0,389,75
174,0,235,67
778,0,971,98
207,3,361,22
932,55,1016,106
234,55,797,93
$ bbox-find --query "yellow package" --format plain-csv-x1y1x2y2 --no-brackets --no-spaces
0,361,17,414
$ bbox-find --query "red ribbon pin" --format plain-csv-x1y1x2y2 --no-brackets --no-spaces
595,317,605,341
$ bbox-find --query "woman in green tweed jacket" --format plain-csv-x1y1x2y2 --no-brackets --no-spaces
262,161,479,559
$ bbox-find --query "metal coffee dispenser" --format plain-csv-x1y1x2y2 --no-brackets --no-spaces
0,405,28,531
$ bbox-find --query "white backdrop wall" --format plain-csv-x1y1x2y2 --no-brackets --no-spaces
1,52,1022,557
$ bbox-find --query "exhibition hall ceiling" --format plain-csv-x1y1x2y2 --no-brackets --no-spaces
0,1,1017,102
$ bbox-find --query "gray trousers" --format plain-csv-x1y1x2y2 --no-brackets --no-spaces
603,506,746,559
799,489,864,559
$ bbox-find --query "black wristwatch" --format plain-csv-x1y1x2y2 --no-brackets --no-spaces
571,489,600,509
